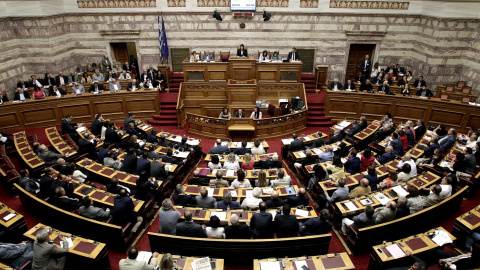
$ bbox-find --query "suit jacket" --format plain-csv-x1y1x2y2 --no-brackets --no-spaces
17,82,30,89
109,82,122,91
416,89,433,97
344,83,356,90
91,119,103,136
121,153,137,174
106,184,123,194
464,154,477,172
209,179,229,188
415,125,426,139
112,195,136,226
414,80,427,88
124,116,135,128
127,82,140,91
19,176,39,194
311,137,325,148
344,157,361,174
374,207,397,224
377,85,390,94
161,155,182,165
176,221,206,238
39,175,53,199
287,196,309,207
195,195,216,209
0,242,33,269
225,224,251,239
274,214,298,238
422,193,442,207
360,60,371,73
325,134,342,145
78,138,96,155
376,152,395,165
139,73,151,83
352,212,376,229
390,138,403,156
360,82,374,92
405,129,415,146
55,75,68,86
208,145,230,154
150,161,166,180
236,49,248,57
119,258,157,270
289,139,304,152
250,212,274,238
234,111,246,118
135,158,151,175
88,84,105,93
13,91,31,101
43,77,56,86
328,82,343,90
61,119,78,136
347,124,362,137
53,196,81,212
32,240,68,270
233,147,250,155
302,218,332,236
79,205,110,220
104,128,122,144
287,52,300,61
395,206,410,219
439,135,455,149
91,73,105,82
266,198,285,209
202,54,214,61
172,193,196,206
38,151,66,165
258,160,282,169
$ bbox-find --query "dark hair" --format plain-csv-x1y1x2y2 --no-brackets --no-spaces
392,133,399,139
314,165,327,180
142,151,149,159
211,155,220,164
259,201,266,211
209,215,220,228
332,157,343,168
237,169,245,182
407,184,419,197
350,148,357,156
367,166,376,176
167,148,173,157
127,246,139,259
402,163,411,174
282,203,291,216
385,113,391,118
365,206,374,218
82,196,91,207
20,169,28,177
363,149,372,158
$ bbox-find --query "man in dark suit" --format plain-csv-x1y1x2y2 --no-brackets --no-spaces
344,149,361,174
78,133,98,160
120,147,137,174
405,127,415,147
266,190,285,209
112,189,143,233
135,151,151,175
288,133,304,153
90,114,104,136
287,188,309,207
414,76,427,89
250,202,274,239
161,148,183,165
147,67,156,79
208,139,230,154
258,154,282,169
225,214,251,239
359,116,368,130
346,120,362,137
88,82,104,93
344,79,356,91
187,170,208,186
49,173,75,198
124,112,138,128
300,209,332,236
375,146,396,165
139,69,151,84
172,185,196,206
61,114,80,141
146,129,158,144
309,131,325,148
52,186,81,212
127,79,140,91
104,122,123,145
325,129,342,145
106,177,125,194
415,119,426,139
390,133,404,156
13,88,31,101
360,79,374,92
416,86,433,97
16,79,30,89
377,81,390,94
143,78,158,89
328,79,343,90
394,64,405,76
274,203,299,238
38,167,54,199
125,122,140,137
157,135,171,148
439,128,456,149
55,72,68,87
233,140,250,155
150,156,166,180
287,47,300,61
360,55,371,79
176,210,207,238
234,108,246,118
19,169,40,194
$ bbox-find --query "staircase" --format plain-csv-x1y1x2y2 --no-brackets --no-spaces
168,72,184,93
147,94,179,126
306,91,337,127
301,73,316,94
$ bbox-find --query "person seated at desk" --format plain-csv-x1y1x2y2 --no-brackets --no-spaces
360,79,374,92
68,71,79,84
55,72,68,87
0,90,9,103
231,169,252,189
143,77,158,89
49,85,67,97
32,229,69,270
416,86,433,97
414,76,427,89
38,144,66,165
118,70,131,80
79,196,111,221
287,47,299,62
208,138,230,154
206,215,225,239
33,85,45,99
259,153,282,169
300,209,332,236
259,50,269,61
374,200,397,224
225,214,251,239
270,169,292,188
88,81,104,93
195,188,217,209
30,75,43,88
17,78,30,89
234,108,246,118
19,169,40,194
52,186,82,211
190,51,200,62
250,107,262,119
0,240,34,269
250,201,273,238
119,246,158,270
105,71,116,82
344,79,356,91
271,51,281,61
154,71,166,91
237,44,248,57
348,178,371,199
176,210,207,238
233,141,250,155
109,78,122,92
401,84,411,96
44,73,56,87
71,82,85,96
91,69,104,82
202,51,214,62
328,78,343,91
14,87,31,101
219,107,231,119
341,205,375,234
210,171,230,188
274,203,299,238
437,243,480,270
377,81,390,94
251,139,266,155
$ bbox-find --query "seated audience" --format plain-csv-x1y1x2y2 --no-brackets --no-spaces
119,246,158,270
217,191,241,210
395,196,410,219
19,169,40,194
176,210,207,238
344,149,361,174
104,150,123,170
327,157,345,180
328,78,343,90
219,107,231,119
288,133,304,153
112,189,143,234
375,145,395,165
172,185,196,206
406,185,423,214
318,145,334,163
275,203,299,238
266,190,285,209
241,153,255,170
397,163,411,185
270,169,292,188
233,141,250,155
422,184,443,207
318,178,349,209
223,153,240,170
379,170,399,189
250,201,274,239
397,154,417,178
208,139,230,154
365,166,378,191
225,214,251,239
79,196,111,221
32,229,69,270
206,215,225,239
231,169,252,189
255,170,269,187
52,186,81,212
416,86,433,97
158,199,181,235
251,139,266,155
0,240,34,269
241,187,263,209
341,205,376,234
195,188,217,209
38,144,66,165
287,187,309,207
374,200,397,224
210,171,230,188
300,209,332,236
360,149,375,172
258,153,282,169
250,107,262,119
207,155,223,170
437,242,480,270
348,178,371,199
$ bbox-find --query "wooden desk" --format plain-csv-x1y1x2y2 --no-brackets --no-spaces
369,227,455,269
353,121,382,143
182,184,299,200
452,205,480,249
157,132,202,148
195,167,285,181
280,132,328,158
256,61,303,83
325,90,480,133
24,223,111,270
13,131,45,171
292,140,351,161
317,173,365,196
0,203,27,243
0,90,159,131
156,254,224,270
204,153,275,165
254,253,354,270
45,127,77,156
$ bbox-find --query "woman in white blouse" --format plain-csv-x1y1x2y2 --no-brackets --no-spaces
208,155,223,170
223,153,240,170
231,169,252,188
66,163,87,183
206,215,225,239
370,62,381,79
250,107,262,119
259,50,269,62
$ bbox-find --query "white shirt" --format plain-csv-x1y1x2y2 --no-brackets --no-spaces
207,162,222,170
114,84,118,90
241,196,263,209
223,161,240,170
206,227,225,239
397,160,417,178
34,80,43,88
231,179,252,188
431,184,452,199
131,85,136,91
148,82,153,88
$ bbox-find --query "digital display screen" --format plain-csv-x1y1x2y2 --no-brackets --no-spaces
231,0,256,11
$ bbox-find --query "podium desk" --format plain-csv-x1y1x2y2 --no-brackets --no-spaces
156,254,224,270
254,253,354,270
24,223,111,270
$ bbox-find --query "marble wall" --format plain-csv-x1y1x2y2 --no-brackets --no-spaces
0,11,480,99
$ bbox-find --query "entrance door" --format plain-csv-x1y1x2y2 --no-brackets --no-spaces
345,44,375,81
296,49,315,73
111,43,129,64
171,48,190,72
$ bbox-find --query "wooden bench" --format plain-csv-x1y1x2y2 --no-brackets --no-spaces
14,183,134,250
13,131,45,173
148,232,331,267
346,186,468,254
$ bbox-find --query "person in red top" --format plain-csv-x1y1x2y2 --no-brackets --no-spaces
33,85,46,99
360,149,375,172
241,153,255,170
398,129,408,151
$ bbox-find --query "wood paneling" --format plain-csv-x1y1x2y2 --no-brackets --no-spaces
346,44,375,80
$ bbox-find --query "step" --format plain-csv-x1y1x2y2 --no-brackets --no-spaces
306,120,337,127
171,79,184,83
147,119,178,126
305,89,316,94
307,105,325,110
159,109,177,115
301,74,315,79
170,83,180,88
301,80,315,84
307,116,332,121
308,110,325,116
153,115,177,120
161,105,177,110
305,84,316,89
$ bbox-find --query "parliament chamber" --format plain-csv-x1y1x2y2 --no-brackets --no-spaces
2,0,480,270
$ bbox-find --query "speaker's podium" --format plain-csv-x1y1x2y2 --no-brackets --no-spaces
228,57,256,80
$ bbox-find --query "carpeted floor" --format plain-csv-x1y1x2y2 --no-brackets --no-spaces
2,91,479,270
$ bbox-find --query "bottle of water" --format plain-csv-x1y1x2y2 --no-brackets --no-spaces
227,205,230,213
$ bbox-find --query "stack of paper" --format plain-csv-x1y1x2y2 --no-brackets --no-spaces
432,230,453,246
207,188,214,197
359,198,374,206
76,126,86,132
175,152,189,158
344,202,358,211
263,188,273,194
303,136,312,141
312,149,324,155
386,244,405,259
2,213,16,221
246,142,253,148
260,261,281,270
165,165,173,171
141,125,149,130
191,257,212,270
60,237,75,249
221,142,229,146
297,152,306,158
226,170,235,177
294,261,308,270
210,211,227,221
282,139,294,145
392,186,409,197
374,193,391,205
229,190,238,196
187,139,200,146
295,209,309,217
339,121,351,128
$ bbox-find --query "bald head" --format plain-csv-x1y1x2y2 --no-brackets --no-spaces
385,146,393,153
216,139,222,145
193,170,200,178
361,178,369,187
272,154,279,161
271,190,279,199
298,187,306,197
230,214,239,226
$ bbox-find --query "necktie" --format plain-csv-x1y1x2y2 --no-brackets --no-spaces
292,53,295,61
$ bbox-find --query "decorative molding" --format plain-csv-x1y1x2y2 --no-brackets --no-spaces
100,30,141,36
197,0,230,7
167,0,187,7
345,31,387,36
300,0,319,8
329,0,409,9
257,0,289,8
77,0,156,8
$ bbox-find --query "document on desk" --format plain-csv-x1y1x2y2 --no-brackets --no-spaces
392,186,408,197
303,136,312,141
187,139,199,146
175,152,189,158
260,261,281,270
339,121,351,128
263,188,273,194
344,202,358,211
226,170,235,177
3,213,16,221
297,152,306,158
374,193,391,205
229,190,238,196
76,126,86,132
294,260,308,270
165,165,173,171
210,211,227,221
191,257,212,270
282,139,293,145
312,149,324,155
386,244,405,259
432,230,453,246
359,198,374,206
60,237,75,249
295,208,309,217
246,142,253,148
207,188,214,197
